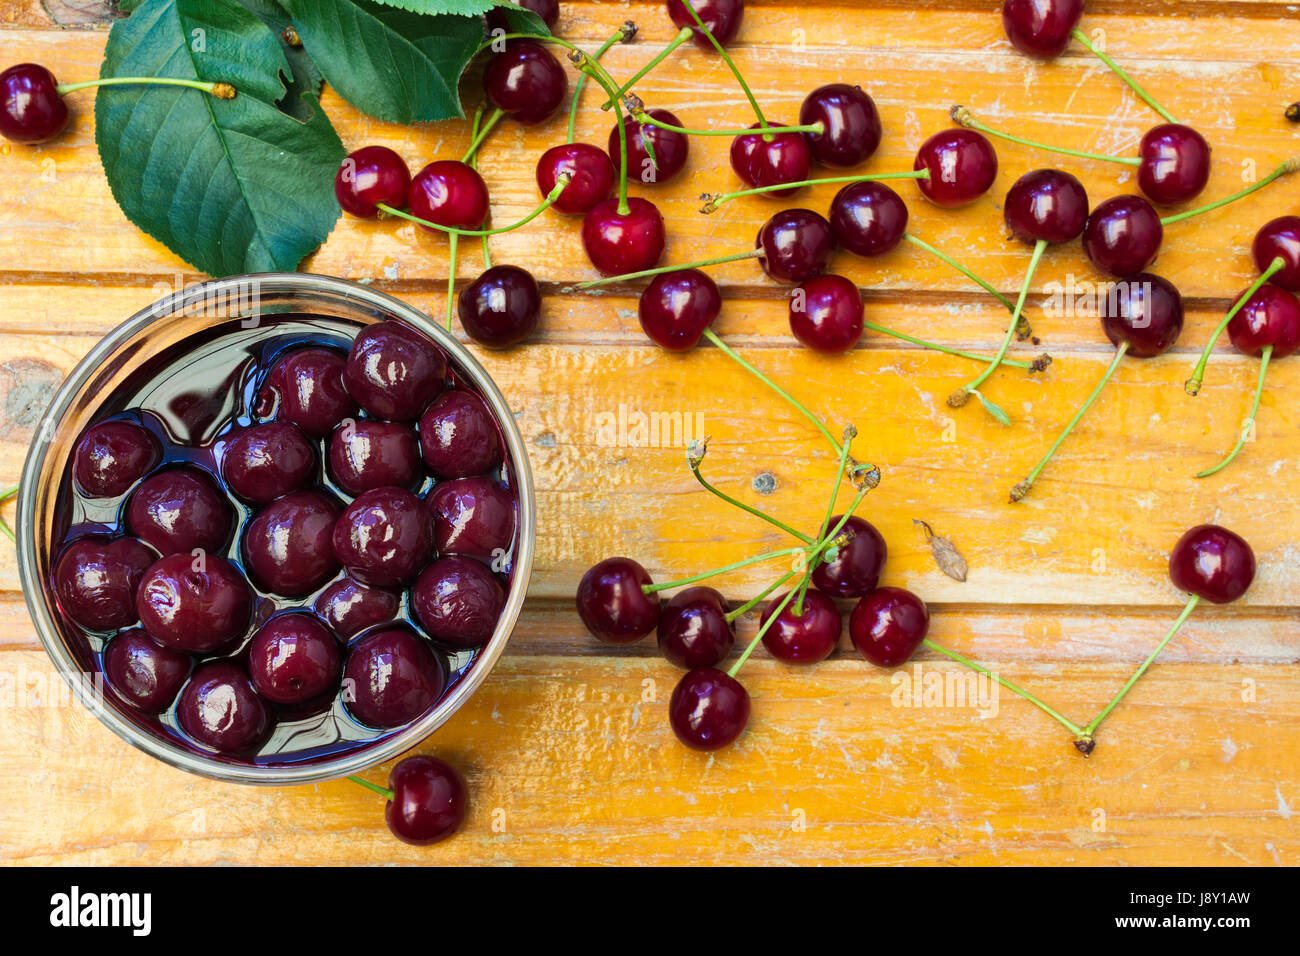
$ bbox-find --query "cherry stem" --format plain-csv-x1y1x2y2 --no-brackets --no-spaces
950,106,1140,167
1161,159,1299,227
569,24,633,143
1185,257,1285,395
461,107,504,164
0,485,15,543
642,545,811,593
375,176,569,238
702,170,928,212
56,76,237,99
0,485,17,502
863,320,1037,369
1196,344,1271,478
466,104,492,268
445,231,459,333
1011,341,1128,502
676,0,768,130
612,94,631,213
1069,28,1177,125
347,774,394,801
630,108,822,139
576,248,762,288
600,26,692,110
689,444,815,544
728,587,798,677
725,569,797,623
796,427,855,615
901,233,1025,325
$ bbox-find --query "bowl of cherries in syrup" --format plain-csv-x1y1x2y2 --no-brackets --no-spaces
16,274,534,784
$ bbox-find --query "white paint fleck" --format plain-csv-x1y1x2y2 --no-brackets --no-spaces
1277,785,1292,820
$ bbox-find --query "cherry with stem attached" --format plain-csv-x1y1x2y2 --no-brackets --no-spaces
347,756,468,845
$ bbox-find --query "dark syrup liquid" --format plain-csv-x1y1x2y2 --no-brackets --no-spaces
51,314,518,767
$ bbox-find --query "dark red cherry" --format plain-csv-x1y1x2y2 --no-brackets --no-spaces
576,556,660,643
789,274,862,353
258,347,358,438
812,515,886,598
344,321,447,421
1227,285,1300,359
1137,124,1210,206
609,109,690,185
54,535,155,631
177,660,271,755
0,63,68,144
327,420,422,496
333,487,433,587
409,160,490,230
73,419,160,498
638,268,721,351
343,626,445,729
457,264,541,349
384,755,468,846
756,208,834,283
244,490,343,597
1081,195,1163,278
136,553,252,653
248,613,342,705
425,477,516,560
1003,168,1089,244
1169,525,1255,604
486,0,560,32
1099,272,1184,357
126,467,233,557
1001,0,1084,59
829,181,907,257
657,586,734,669
666,0,744,49
102,628,191,714
335,145,410,218
314,575,400,639
799,83,881,168
418,390,503,479
668,667,749,750
221,422,316,505
536,143,616,215
849,586,929,667
484,40,568,126
730,121,812,196
581,197,666,276
412,555,505,649
913,128,998,208
1253,216,1300,292
760,590,841,664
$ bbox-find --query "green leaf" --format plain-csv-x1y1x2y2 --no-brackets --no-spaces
488,1,549,36
365,0,496,14
97,0,345,277
235,0,325,121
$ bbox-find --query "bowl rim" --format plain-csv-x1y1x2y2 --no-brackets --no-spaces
16,272,536,785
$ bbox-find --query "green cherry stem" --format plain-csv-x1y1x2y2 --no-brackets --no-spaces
678,0,769,131
600,26,692,110
347,775,394,801
725,570,798,624
444,231,459,332
1196,345,1272,478
641,545,811,593
569,23,635,143
461,107,504,164
1185,257,1285,395
701,170,928,212
794,427,855,615
864,320,1039,370
1069,28,1177,125
951,105,1141,167
0,485,17,502
375,175,569,238
1010,342,1128,502
688,442,814,544
901,233,1025,327
466,104,492,267
1160,159,1299,227
629,107,822,139
56,76,237,99
612,94,631,213
576,248,762,288
728,587,798,677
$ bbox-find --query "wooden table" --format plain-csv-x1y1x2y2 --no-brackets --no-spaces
1,0,1297,866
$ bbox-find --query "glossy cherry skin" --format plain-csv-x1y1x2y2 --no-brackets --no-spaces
221,422,316,505
730,122,812,196
419,389,503,478
102,628,191,715
790,274,863,353
54,536,155,631
756,208,835,283
426,477,516,560
849,587,929,667
536,143,616,215
73,420,161,498
258,347,358,438
668,667,750,750
126,467,234,557
344,321,447,422
244,490,343,597
314,575,400,639
177,661,271,755
638,269,721,351
576,557,660,644
327,420,422,496
457,265,541,349
1081,195,1163,278
486,0,560,32
1169,525,1255,604
408,160,490,230
0,63,68,144
760,590,841,664
136,553,252,653
246,613,341,705
1004,168,1089,244
335,146,410,218
1137,124,1210,206
657,587,734,669
1253,216,1300,292
581,197,666,276
333,487,433,587
1099,272,1184,357
343,627,445,729
412,555,505,649
667,0,744,49
812,515,886,598
609,109,690,185
913,129,998,208
1001,0,1084,59
829,181,908,257
1227,285,1300,359
799,83,881,168
385,755,468,846
483,40,567,126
